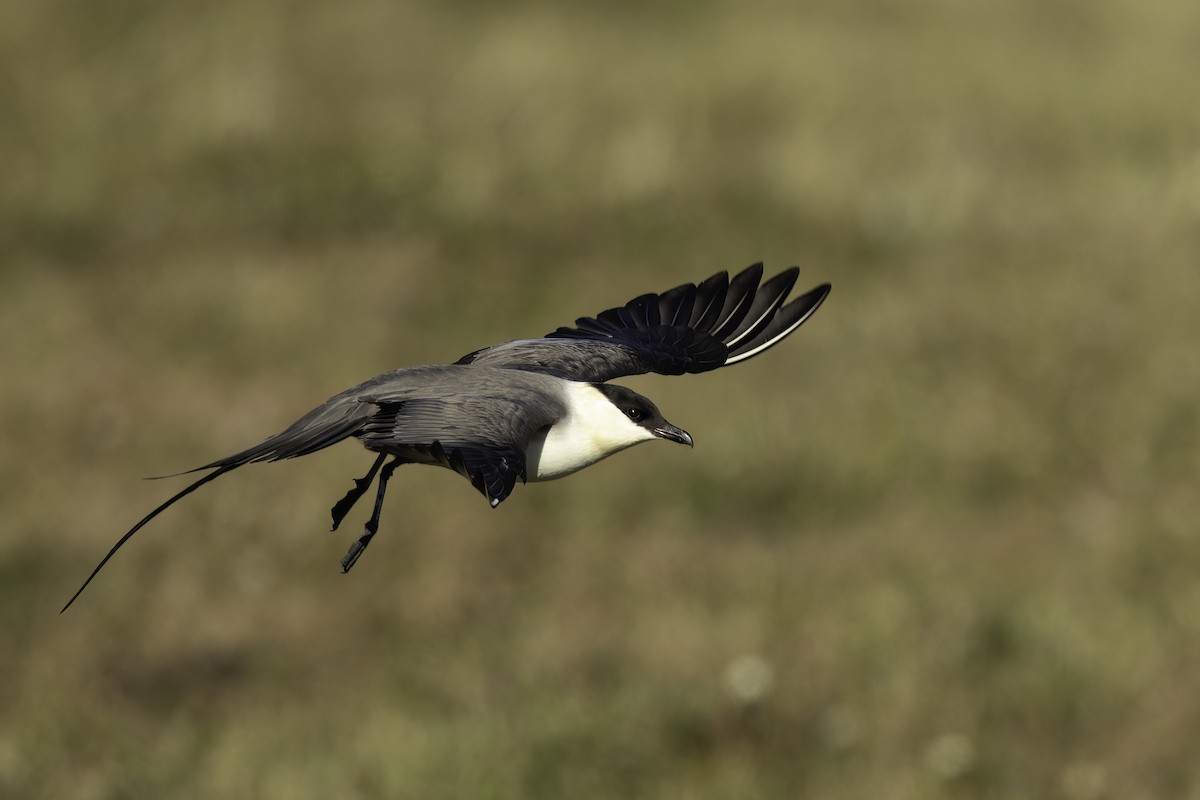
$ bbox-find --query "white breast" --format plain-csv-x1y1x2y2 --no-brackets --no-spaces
525,382,656,481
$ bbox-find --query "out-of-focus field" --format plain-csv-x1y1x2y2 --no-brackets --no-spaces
3,1,1199,797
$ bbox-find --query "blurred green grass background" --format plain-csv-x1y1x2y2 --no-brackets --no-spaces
3,0,1199,797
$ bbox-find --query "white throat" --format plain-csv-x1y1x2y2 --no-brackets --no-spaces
526,382,656,481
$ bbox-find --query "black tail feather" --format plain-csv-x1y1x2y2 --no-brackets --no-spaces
186,398,371,474
61,464,241,613
62,396,373,610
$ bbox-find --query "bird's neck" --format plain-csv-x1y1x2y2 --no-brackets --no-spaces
525,382,654,481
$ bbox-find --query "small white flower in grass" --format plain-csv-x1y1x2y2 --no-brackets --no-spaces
924,733,975,779
723,654,774,704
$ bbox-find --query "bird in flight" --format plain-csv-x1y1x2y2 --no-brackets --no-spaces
63,263,830,611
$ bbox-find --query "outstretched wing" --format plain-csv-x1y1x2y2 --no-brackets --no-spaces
457,263,830,383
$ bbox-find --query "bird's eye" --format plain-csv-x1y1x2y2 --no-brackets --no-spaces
626,407,644,422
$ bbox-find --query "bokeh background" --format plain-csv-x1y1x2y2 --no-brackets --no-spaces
3,1,1199,797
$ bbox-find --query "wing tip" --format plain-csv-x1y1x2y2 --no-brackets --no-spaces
724,280,831,365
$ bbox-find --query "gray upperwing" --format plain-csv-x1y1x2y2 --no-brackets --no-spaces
456,339,654,382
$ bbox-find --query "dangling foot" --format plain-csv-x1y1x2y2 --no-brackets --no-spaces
340,528,376,572
338,457,399,572
330,454,386,531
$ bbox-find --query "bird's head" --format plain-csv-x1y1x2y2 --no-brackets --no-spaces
593,383,693,448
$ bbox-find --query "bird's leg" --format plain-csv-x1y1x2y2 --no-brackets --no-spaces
330,453,387,531
340,457,401,573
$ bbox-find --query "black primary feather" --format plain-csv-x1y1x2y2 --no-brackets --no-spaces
459,263,828,382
